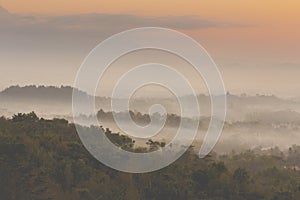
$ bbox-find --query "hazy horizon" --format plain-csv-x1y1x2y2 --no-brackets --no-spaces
1,5,300,97
1,1,300,199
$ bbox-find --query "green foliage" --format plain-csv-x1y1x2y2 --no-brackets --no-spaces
0,113,300,199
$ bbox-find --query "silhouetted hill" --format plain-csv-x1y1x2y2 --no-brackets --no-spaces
1,85,300,122
0,85,100,116
0,85,89,102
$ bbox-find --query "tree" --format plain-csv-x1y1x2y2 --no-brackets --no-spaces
233,168,249,184
12,112,38,122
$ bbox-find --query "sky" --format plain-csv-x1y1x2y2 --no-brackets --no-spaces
0,0,300,97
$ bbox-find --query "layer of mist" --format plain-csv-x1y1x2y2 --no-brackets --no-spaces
1,85,300,154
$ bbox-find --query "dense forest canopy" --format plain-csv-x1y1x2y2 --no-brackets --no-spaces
0,112,300,199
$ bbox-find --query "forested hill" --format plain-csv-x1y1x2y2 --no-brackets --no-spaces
1,112,300,199
2,85,300,121
0,85,90,102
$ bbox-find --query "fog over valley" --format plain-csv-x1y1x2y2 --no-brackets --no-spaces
1,85,300,154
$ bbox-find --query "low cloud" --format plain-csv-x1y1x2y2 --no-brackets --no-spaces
0,6,248,35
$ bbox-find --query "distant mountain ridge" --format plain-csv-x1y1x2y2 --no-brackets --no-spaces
1,85,300,122
0,85,293,101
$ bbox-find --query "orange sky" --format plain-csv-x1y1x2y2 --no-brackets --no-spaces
2,0,300,24
1,0,300,95
2,0,299,43
2,0,299,62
